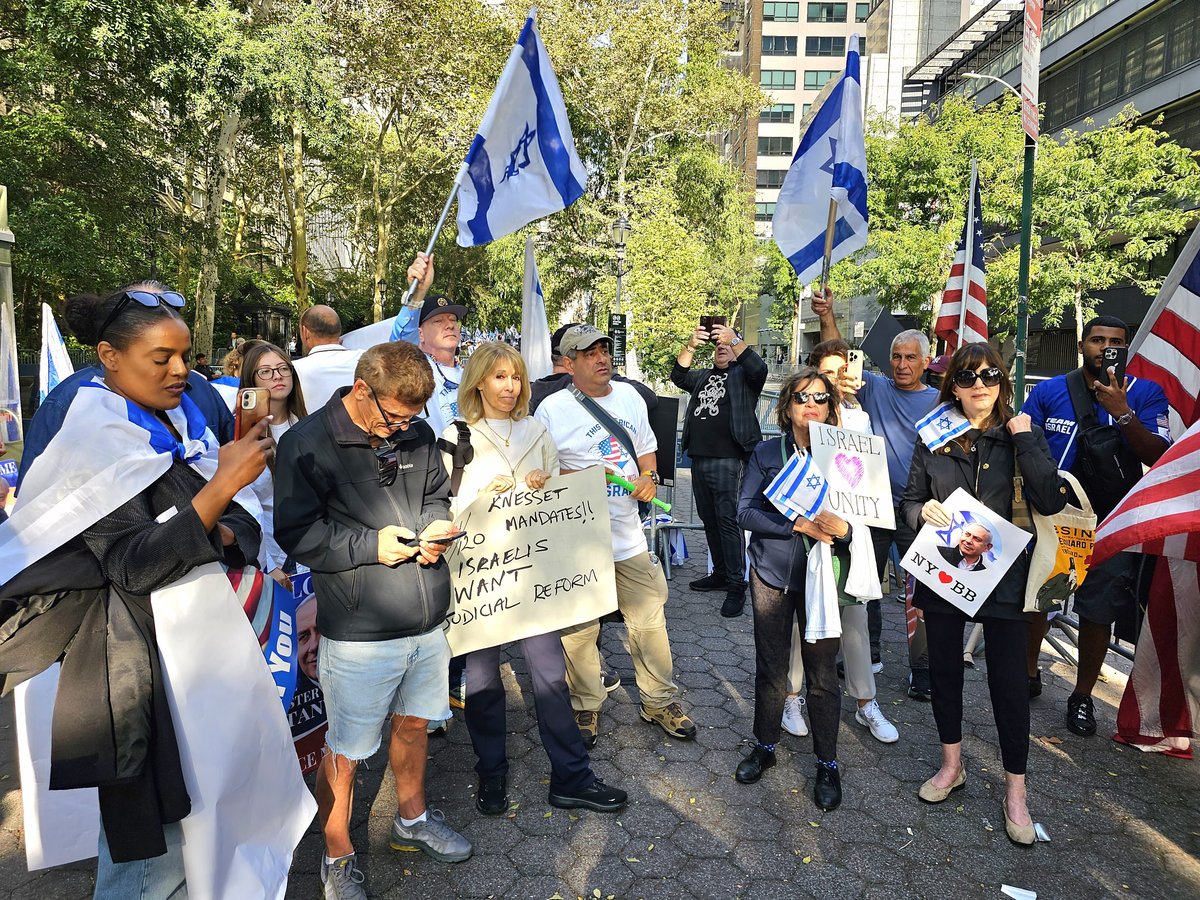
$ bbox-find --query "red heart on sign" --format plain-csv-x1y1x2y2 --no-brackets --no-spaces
938,571,953,584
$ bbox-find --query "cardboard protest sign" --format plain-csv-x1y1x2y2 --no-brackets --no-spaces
808,421,895,529
285,570,327,775
901,488,1032,617
445,467,618,656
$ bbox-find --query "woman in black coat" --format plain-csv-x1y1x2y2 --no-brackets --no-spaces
900,343,1068,846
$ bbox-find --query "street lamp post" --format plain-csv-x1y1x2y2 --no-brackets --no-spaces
610,216,629,313
963,72,1036,405
377,277,388,315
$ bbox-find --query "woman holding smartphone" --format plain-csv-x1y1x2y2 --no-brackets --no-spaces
441,342,626,816
900,343,1068,846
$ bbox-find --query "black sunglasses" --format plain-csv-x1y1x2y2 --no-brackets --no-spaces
97,289,186,343
375,443,399,487
791,390,831,405
953,367,1004,389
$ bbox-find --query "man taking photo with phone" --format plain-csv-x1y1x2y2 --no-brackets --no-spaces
672,319,767,617
1022,315,1171,734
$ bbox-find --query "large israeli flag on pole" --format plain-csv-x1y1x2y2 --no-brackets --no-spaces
456,9,587,247
521,236,553,380
772,35,868,283
39,303,74,404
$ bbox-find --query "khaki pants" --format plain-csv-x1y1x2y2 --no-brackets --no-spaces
561,551,678,712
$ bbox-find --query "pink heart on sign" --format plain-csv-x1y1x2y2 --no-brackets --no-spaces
833,452,865,488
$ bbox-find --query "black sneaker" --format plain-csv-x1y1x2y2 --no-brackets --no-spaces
601,669,621,693
1028,671,1042,699
720,589,745,618
548,779,627,813
907,669,932,702
689,573,728,592
476,775,507,816
1066,693,1097,736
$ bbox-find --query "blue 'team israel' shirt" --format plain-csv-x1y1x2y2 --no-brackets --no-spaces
1023,373,1172,470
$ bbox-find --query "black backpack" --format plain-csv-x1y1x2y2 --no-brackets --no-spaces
1065,369,1142,519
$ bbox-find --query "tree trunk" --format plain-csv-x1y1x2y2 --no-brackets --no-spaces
1074,285,1084,368
280,112,310,314
178,155,194,292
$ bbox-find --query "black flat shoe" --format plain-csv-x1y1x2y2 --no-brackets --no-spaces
689,574,729,592
813,762,842,811
735,746,776,784
548,779,627,813
476,775,507,815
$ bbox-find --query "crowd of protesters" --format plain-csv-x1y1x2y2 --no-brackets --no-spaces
0,258,1172,898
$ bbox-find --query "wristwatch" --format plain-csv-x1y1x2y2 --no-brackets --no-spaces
641,469,661,485
1115,411,1134,427
729,335,742,348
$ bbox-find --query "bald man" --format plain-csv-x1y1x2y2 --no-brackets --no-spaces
291,305,365,412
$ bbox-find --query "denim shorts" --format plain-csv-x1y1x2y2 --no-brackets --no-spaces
318,628,452,760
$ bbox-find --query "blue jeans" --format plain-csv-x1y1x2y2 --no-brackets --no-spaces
95,821,187,899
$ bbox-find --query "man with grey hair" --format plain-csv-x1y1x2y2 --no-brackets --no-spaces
815,294,938,700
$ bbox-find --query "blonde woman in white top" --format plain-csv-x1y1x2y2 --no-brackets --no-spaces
441,342,626,817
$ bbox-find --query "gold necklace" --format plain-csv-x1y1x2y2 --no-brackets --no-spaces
485,417,513,447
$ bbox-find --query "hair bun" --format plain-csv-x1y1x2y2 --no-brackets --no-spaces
63,293,106,345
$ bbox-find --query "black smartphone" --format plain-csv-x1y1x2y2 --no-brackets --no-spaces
403,530,469,546
699,315,727,343
1101,346,1128,387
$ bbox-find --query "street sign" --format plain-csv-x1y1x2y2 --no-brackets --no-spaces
608,312,627,367
1021,0,1043,141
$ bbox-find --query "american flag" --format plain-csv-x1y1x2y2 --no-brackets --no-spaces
1127,225,1200,438
935,164,987,352
1092,232,1200,753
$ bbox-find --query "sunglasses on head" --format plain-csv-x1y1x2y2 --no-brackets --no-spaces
952,367,1004,389
375,443,399,487
97,289,186,343
791,390,830,405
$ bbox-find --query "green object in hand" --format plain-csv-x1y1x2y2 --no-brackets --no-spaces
605,472,671,512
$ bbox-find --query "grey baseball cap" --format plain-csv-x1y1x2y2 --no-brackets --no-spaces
558,324,612,357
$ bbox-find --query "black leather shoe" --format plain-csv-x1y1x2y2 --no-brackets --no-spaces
907,669,932,701
1028,671,1043,699
548,779,627,813
689,573,728,592
735,746,776,784
476,775,507,815
813,761,842,811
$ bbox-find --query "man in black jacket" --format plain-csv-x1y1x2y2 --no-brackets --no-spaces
672,321,767,617
275,341,470,899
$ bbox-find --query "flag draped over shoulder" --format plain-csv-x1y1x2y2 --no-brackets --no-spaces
772,35,868,283
1127,224,1200,439
456,10,587,248
1092,420,1200,751
521,236,553,380
934,166,987,352
39,303,74,404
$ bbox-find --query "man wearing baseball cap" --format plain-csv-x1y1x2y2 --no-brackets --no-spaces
534,325,697,748
416,291,469,436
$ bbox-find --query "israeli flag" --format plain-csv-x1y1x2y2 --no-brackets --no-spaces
456,10,587,247
772,35,868,283
521,236,553,380
916,402,971,451
765,449,830,521
39,303,75,404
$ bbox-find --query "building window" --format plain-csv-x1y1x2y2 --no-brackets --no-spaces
757,136,794,156
806,36,846,57
855,2,869,22
761,69,798,89
807,2,847,22
803,70,837,90
763,1,800,22
756,169,789,189
760,103,796,123
762,35,798,56
802,102,813,116
755,202,777,222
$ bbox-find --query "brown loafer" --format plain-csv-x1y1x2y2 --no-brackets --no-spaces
918,767,966,803
1003,798,1036,846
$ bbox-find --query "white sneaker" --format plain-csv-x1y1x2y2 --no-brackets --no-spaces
782,695,809,737
855,698,899,743
871,660,883,674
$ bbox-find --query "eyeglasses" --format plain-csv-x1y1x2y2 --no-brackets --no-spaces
952,367,1004,389
791,390,831,405
254,364,293,380
370,389,413,432
97,289,186,343
375,443,399,487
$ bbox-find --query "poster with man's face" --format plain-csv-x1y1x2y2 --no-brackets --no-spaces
901,488,1032,617
286,571,327,775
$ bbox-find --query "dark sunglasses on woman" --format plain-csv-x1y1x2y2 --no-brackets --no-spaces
791,390,831,405
952,367,1004,389
97,290,187,342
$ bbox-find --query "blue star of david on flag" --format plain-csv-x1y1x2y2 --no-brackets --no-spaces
765,449,829,521
503,123,538,181
917,402,971,451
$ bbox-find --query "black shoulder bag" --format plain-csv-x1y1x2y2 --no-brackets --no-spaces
568,386,640,463
435,420,474,496
1064,369,1141,519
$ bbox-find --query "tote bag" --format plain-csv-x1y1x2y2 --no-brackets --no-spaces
1025,470,1096,613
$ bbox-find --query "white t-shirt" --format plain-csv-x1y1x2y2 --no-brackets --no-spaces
534,381,656,562
292,344,364,411
424,357,464,436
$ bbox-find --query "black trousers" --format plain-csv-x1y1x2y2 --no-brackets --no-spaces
749,570,840,761
924,610,1030,775
691,455,747,588
464,630,594,793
